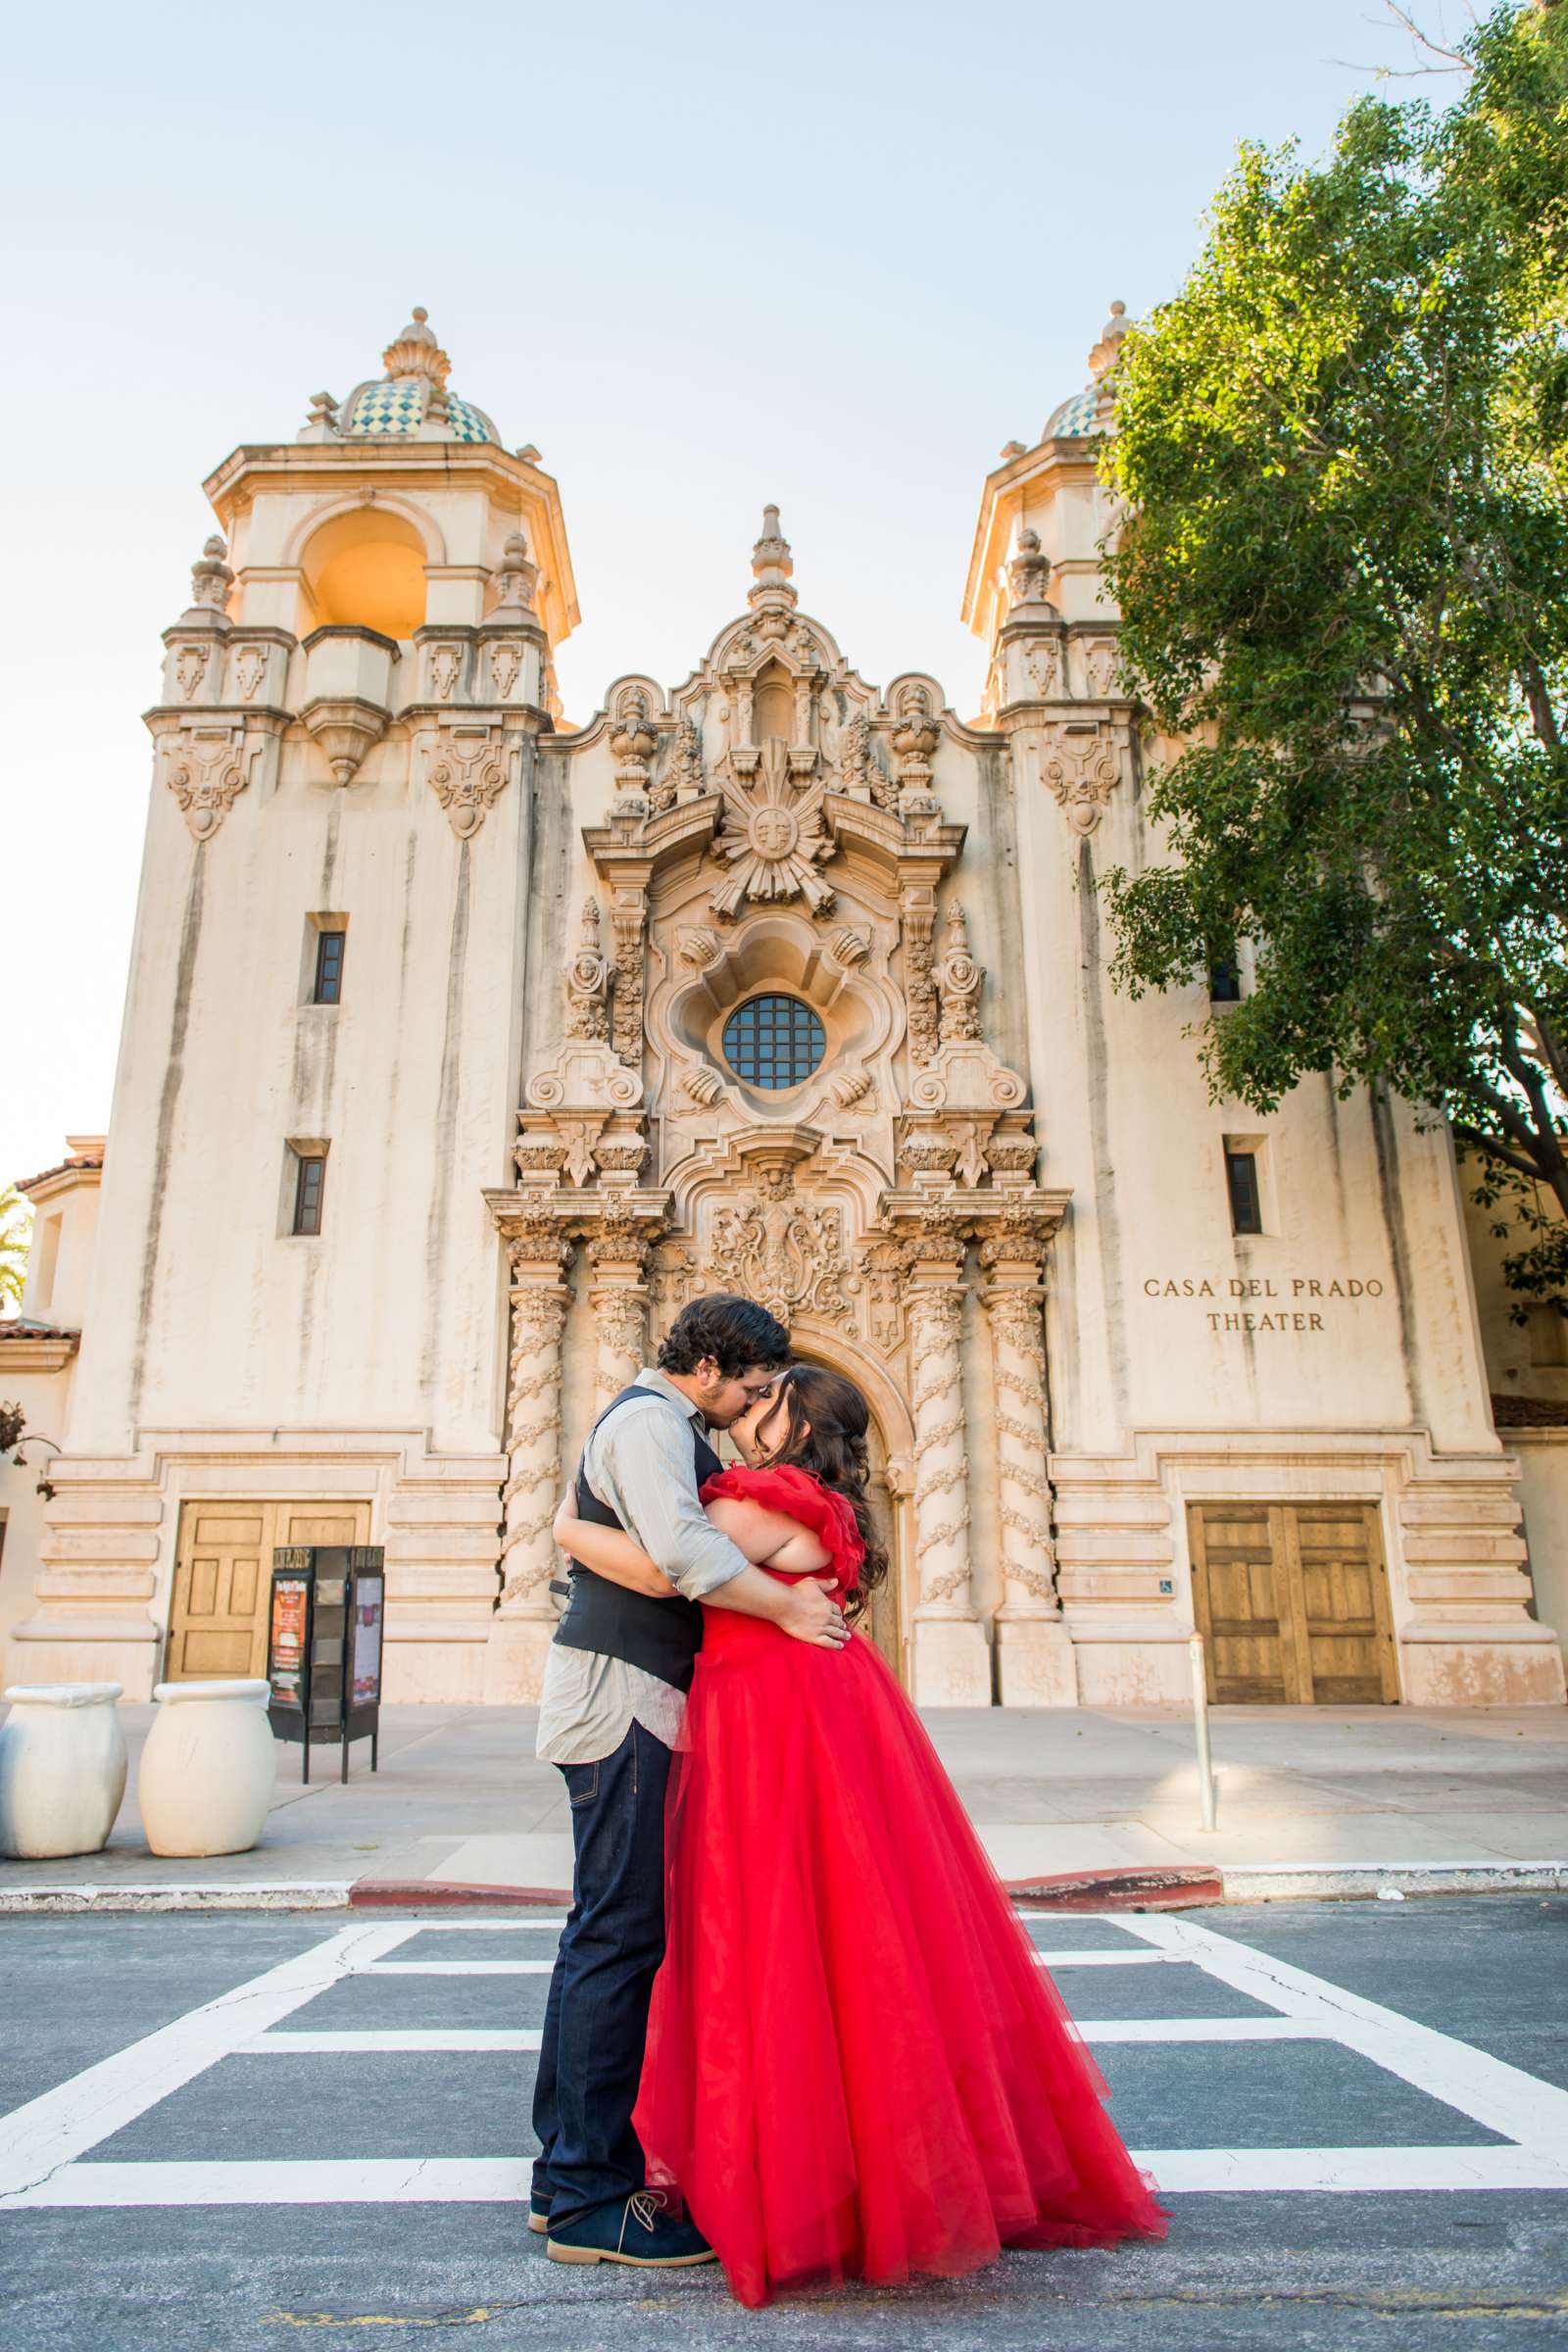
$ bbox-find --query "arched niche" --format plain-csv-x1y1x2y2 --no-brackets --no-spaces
661,912,897,1105
298,506,432,639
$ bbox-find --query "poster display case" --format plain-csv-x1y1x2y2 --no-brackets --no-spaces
267,1545,385,1784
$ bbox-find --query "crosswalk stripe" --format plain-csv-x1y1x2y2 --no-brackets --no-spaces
237,2031,544,2053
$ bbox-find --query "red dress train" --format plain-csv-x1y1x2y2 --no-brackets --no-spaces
634,1464,1167,2308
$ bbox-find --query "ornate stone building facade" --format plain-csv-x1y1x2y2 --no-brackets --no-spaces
5,306,1562,1709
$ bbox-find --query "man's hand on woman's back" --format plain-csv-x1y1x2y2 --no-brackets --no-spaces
776,1577,850,1649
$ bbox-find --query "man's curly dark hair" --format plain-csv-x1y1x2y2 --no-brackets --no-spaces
657,1293,790,1380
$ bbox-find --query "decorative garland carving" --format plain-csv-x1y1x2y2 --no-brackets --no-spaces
708,1166,857,1329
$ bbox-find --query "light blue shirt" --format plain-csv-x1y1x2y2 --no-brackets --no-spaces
534,1366,750,1766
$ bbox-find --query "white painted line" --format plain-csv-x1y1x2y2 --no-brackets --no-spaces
1078,2019,1333,2044
1031,1950,1181,1969
397,1917,568,1933
1,2157,530,2208
238,2031,543,2054
1116,1913,1568,2169
0,1921,419,2206
1139,2146,1568,2193
14,2144,1565,2210
353,1960,554,1978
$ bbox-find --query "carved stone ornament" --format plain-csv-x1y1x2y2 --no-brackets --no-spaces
936,901,983,1046
491,530,539,616
711,736,835,921
708,1165,857,1329
491,643,523,700
425,728,514,838
429,645,464,702
1041,724,1121,837
651,716,705,816
175,644,210,702
164,724,254,842
1007,525,1053,609
676,924,722,971
232,645,269,702
1080,638,1125,700
610,687,659,806
1024,639,1064,699
856,1231,908,1351
836,710,897,812
902,895,940,1069
564,898,612,1043
891,682,942,813
829,923,872,970
188,534,233,612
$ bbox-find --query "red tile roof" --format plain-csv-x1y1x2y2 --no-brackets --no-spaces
15,1147,103,1196
1491,1393,1568,1428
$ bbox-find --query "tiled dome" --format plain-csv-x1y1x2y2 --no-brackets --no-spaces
337,309,498,445
1043,386,1102,439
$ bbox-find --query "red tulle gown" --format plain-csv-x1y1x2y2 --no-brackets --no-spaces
634,1464,1167,2308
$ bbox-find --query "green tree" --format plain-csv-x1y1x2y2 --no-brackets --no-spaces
0,1187,27,1312
1102,0,1568,1318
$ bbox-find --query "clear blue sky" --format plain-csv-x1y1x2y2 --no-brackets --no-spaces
0,0,1479,1201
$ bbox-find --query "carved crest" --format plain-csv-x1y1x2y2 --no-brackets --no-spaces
711,737,835,921
709,1167,856,1328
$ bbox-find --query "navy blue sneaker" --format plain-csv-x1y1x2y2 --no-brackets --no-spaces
527,2188,551,2236
547,2189,716,2269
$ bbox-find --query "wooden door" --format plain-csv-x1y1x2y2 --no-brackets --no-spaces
168,1501,370,1681
1188,1502,1396,1704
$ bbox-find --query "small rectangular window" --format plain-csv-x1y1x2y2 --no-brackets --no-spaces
292,1153,326,1236
313,929,346,1004
1527,1303,1568,1368
1208,955,1242,1003
1225,1148,1263,1236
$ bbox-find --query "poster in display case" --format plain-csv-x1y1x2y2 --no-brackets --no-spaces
266,1545,384,1784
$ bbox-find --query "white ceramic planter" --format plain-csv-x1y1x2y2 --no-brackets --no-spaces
139,1679,277,1858
0,1683,128,1859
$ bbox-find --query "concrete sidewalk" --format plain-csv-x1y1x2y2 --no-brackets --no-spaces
2,1700,1565,1906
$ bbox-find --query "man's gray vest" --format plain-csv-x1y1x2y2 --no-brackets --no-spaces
551,1384,722,1692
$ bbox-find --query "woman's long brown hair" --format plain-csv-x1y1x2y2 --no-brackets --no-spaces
750,1365,890,1618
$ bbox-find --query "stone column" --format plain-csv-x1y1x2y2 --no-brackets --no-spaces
586,1214,654,1407
980,1218,1076,1705
484,1227,572,1703
904,1216,991,1704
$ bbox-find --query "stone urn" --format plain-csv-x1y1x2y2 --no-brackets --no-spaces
0,1683,128,1859
138,1680,277,1858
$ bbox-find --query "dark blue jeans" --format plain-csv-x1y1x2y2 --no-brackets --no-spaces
531,1718,672,2228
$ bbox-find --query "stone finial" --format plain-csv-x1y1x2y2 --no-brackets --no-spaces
1088,300,1128,381
748,503,798,616
1007,524,1052,609
381,305,452,388
492,529,539,612
188,534,233,613
1089,300,1129,429
298,389,339,442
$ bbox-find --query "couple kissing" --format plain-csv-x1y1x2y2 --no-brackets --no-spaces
529,1292,1166,2308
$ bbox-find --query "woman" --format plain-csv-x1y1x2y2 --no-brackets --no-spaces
552,1364,1166,2308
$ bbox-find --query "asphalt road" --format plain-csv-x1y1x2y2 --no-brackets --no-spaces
2,1897,1565,2352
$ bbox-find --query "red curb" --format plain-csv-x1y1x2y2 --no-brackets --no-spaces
1003,1866,1223,1911
351,1865,1223,1913
350,1879,569,1909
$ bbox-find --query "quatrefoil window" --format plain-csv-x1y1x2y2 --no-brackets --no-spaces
722,994,825,1091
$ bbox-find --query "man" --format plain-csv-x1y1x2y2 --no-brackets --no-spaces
530,1293,849,2269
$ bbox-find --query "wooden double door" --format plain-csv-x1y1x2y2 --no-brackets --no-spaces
1188,1501,1398,1704
167,1501,371,1681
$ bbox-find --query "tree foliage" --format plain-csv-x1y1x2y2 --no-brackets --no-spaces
1102,1,1568,1314
0,1187,26,1312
